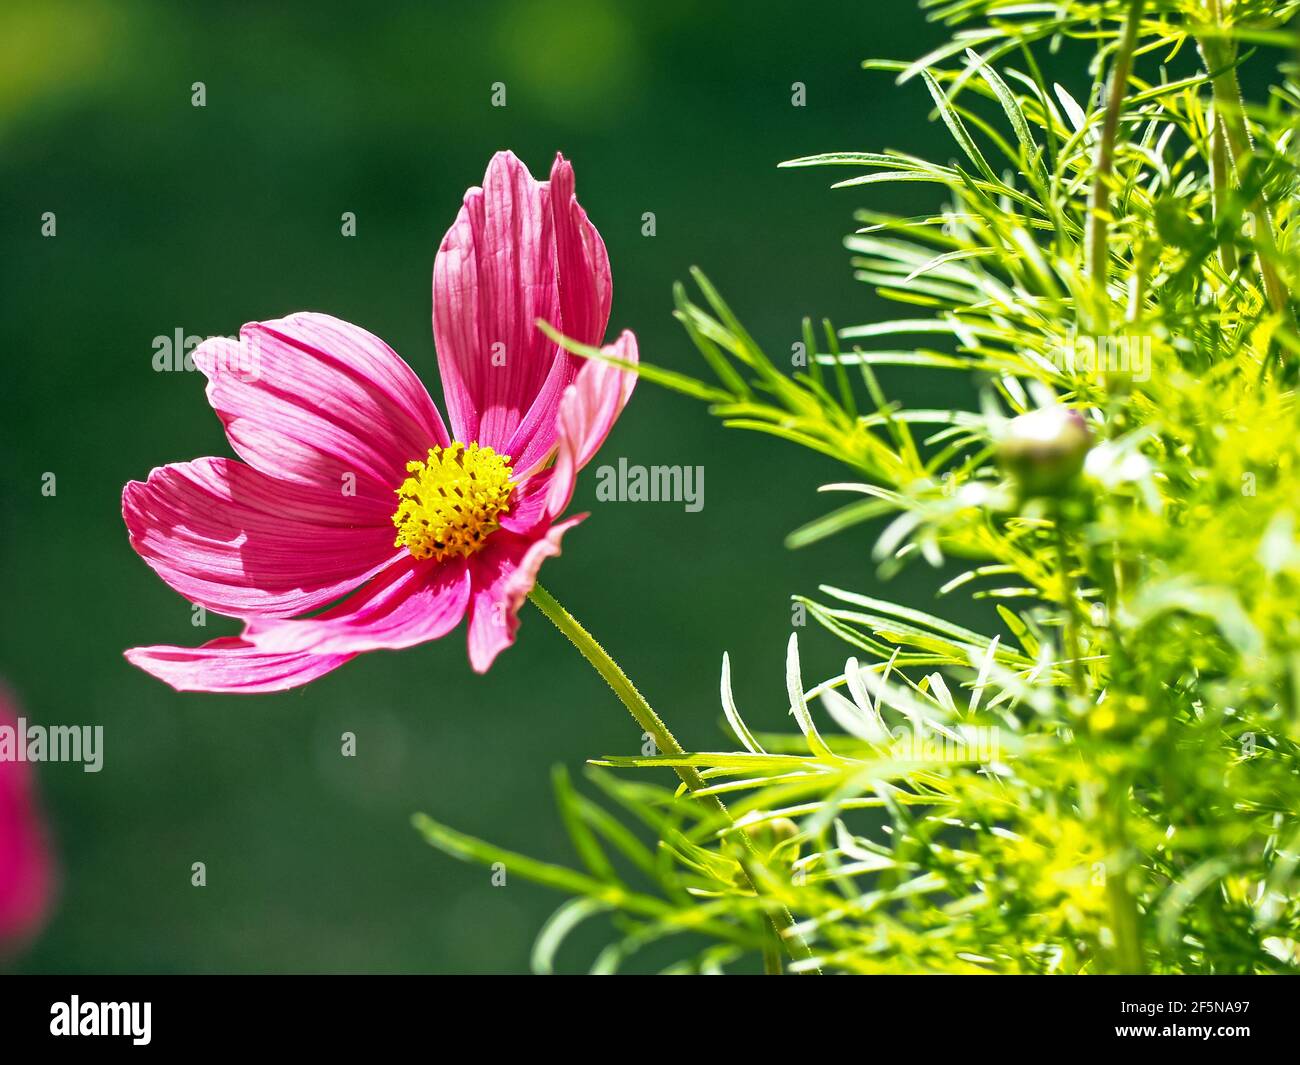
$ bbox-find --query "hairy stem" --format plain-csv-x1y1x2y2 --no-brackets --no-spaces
528,582,818,973
529,583,704,792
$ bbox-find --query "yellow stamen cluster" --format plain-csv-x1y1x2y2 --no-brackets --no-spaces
391,442,514,562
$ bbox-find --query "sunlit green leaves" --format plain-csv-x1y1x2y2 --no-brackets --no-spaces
421,0,1300,975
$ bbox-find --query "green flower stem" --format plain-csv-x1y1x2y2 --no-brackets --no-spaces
529,583,706,793
761,933,784,976
1196,0,1292,320
1104,774,1144,974
528,582,818,974
1086,0,1145,322
1054,515,1144,973
1053,514,1087,706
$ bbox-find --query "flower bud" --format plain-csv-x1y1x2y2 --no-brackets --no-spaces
742,817,801,858
997,407,1092,498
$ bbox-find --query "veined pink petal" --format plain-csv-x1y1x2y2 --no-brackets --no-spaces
124,637,355,694
245,556,471,656
433,152,611,465
548,155,614,358
0,689,55,951
503,154,615,473
433,151,556,448
123,457,402,619
196,312,449,508
466,515,585,673
545,330,639,519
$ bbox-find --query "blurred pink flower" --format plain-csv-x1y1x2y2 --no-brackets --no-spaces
0,687,55,954
123,151,637,692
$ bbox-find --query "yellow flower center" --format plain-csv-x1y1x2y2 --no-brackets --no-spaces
391,442,514,561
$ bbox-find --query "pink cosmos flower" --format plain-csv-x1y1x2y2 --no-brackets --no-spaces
0,687,55,954
123,151,637,692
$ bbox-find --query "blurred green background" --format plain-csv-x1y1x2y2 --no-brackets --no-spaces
1,0,959,972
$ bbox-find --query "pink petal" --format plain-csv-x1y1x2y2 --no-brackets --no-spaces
195,312,449,509
498,471,555,535
0,690,55,951
124,637,355,694
433,152,611,467
503,155,615,472
548,155,615,357
545,330,639,518
465,516,585,673
245,556,471,655
123,457,401,619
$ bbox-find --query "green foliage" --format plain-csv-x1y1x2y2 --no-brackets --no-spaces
419,0,1300,973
